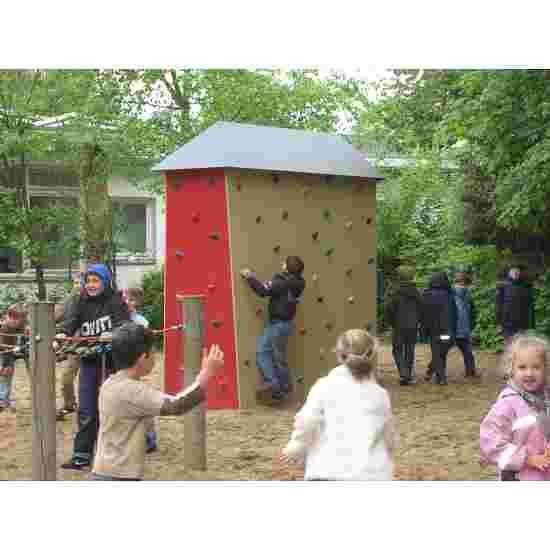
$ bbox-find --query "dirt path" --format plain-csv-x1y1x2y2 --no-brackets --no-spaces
3,344,503,481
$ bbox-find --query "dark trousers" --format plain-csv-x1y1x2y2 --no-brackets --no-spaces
430,338,453,383
454,337,476,375
392,329,417,382
73,355,113,461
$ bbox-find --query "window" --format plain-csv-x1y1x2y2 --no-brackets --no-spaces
112,200,155,259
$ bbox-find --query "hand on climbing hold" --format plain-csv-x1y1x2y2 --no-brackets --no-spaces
240,268,252,279
99,331,112,342
197,344,225,389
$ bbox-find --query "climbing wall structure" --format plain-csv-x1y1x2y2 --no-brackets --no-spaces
156,122,381,409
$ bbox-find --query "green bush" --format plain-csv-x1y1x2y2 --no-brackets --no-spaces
141,266,164,334
534,270,550,340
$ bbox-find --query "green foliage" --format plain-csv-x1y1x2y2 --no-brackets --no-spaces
141,267,164,333
534,271,550,340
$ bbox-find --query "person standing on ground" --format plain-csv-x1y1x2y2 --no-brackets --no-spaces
496,265,536,348
453,271,481,378
421,271,457,385
384,265,423,386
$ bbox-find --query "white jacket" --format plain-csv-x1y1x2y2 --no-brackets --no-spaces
283,366,395,480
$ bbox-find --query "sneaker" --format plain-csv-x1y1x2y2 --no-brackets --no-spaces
61,457,91,471
146,445,158,454
399,379,410,386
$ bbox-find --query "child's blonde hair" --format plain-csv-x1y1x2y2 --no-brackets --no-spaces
501,332,550,384
334,329,378,381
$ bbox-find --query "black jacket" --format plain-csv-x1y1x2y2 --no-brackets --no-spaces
421,272,458,338
385,283,422,333
247,271,305,321
63,288,130,339
496,276,535,330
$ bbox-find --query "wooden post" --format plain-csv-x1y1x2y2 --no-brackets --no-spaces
30,302,57,480
178,294,207,471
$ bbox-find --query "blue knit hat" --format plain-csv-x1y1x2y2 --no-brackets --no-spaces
86,263,112,290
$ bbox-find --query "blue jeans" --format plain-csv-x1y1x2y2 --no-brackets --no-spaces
454,336,476,375
256,319,294,398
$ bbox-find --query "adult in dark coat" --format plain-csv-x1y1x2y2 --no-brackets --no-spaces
496,266,535,347
385,266,422,385
421,271,457,385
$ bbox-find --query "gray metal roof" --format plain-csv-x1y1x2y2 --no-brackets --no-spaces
152,122,382,180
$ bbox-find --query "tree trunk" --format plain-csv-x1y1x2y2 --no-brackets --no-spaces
77,143,113,276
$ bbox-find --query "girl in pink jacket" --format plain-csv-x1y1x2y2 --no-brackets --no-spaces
480,332,550,481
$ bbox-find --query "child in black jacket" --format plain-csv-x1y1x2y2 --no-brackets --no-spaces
57,263,130,470
241,256,305,404
385,266,422,386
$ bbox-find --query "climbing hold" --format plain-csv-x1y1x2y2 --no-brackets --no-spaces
244,360,250,367
273,245,281,254
207,284,216,293
282,210,289,221
324,247,335,257
324,321,333,331
348,296,355,304
211,320,223,328
299,327,307,335
191,212,200,223
319,348,325,358
345,268,353,277
209,232,221,240
364,322,373,331
256,215,262,224
312,273,319,282
368,257,375,265
255,306,263,318
323,209,333,222
366,217,372,225
345,221,353,230
175,250,185,257
317,296,324,303
312,231,319,241
208,176,216,187
272,174,280,184
303,185,313,196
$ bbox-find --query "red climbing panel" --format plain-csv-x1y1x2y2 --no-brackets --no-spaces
164,169,238,409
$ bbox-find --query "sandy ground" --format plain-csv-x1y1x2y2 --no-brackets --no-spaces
2,344,503,481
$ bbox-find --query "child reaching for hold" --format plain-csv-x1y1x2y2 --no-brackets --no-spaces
280,329,397,481
480,332,550,481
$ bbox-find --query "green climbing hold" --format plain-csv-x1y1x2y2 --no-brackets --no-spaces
322,209,333,223
324,247,335,257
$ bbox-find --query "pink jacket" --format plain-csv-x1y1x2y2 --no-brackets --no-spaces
480,386,550,481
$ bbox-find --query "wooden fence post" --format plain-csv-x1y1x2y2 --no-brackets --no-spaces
179,294,207,471
30,302,57,480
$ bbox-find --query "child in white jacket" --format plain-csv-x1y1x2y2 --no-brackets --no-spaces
280,329,397,480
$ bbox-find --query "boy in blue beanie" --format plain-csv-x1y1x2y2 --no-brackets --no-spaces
57,263,130,470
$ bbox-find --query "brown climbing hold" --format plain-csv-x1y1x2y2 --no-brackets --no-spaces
345,268,353,277
282,210,289,220
299,327,307,335
303,185,312,196
345,221,353,230
324,321,333,331
366,217,372,225
317,296,324,303
272,174,280,184
273,245,280,253
348,296,355,304
312,273,319,282
256,215,262,224
211,320,223,328
244,360,250,367
209,232,221,240
319,348,325,358
312,232,319,241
